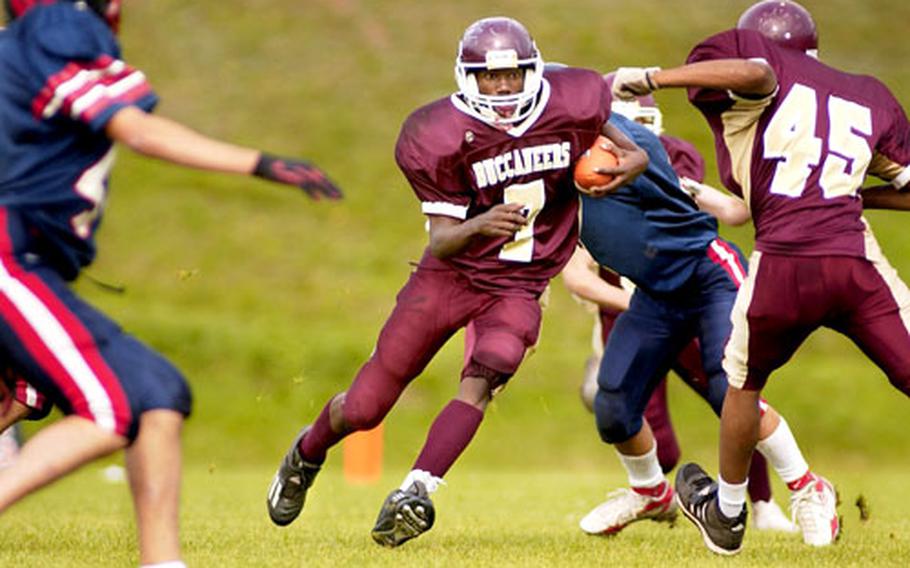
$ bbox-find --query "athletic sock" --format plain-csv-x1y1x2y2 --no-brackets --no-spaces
412,399,484,477
718,476,748,519
299,401,345,464
400,469,445,494
141,562,186,568
755,416,810,484
617,445,664,489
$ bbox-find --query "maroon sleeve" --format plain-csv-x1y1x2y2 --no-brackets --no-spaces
875,83,910,185
686,29,781,109
394,107,472,219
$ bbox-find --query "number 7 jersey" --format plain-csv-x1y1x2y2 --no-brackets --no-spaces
686,29,910,257
395,66,610,295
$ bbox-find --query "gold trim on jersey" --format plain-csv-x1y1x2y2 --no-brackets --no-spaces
719,88,777,212
723,250,762,390
868,151,907,185
861,217,910,334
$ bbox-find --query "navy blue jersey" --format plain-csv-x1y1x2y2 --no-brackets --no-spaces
579,115,718,295
0,3,158,279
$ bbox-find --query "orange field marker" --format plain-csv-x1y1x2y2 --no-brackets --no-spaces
342,422,383,484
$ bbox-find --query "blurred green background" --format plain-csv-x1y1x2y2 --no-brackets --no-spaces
61,0,910,477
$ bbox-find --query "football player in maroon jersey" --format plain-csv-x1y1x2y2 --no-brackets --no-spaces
613,0,910,554
266,16,648,547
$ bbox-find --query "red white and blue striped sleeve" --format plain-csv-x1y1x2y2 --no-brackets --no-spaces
31,54,157,131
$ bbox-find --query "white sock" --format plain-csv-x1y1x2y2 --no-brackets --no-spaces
617,445,664,488
718,476,748,519
755,416,809,484
141,562,186,568
400,469,445,494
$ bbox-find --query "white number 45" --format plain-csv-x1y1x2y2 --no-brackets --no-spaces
763,83,872,199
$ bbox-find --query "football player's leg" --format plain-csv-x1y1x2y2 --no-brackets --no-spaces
302,268,466,465
642,378,680,473
373,294,541,547
839,245,910,397
410,294,541,480
126,409,184,566
581,310,618,412
101,334,191,565
0,258,142,509
0,416,125,511
271,268,467,528
720,254,836,544
582,295,683,535
691,271,792,529
594,293,687,449
720,254,814,482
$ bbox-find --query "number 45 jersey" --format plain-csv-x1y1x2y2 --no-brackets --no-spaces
395,66,610,296
687,29,910,258
0,4,157,280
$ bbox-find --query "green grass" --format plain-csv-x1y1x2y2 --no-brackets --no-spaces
9,0,910,564
1,463,909,567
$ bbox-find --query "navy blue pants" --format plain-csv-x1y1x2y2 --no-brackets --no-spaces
0,208,191,441
595,239,746,443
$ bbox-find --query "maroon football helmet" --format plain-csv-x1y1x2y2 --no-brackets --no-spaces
737,0,818,56
454,17,544,125
4,0,121,31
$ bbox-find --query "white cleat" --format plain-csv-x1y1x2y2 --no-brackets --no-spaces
580,482,677,535
752,499,798,532
790,475,840,546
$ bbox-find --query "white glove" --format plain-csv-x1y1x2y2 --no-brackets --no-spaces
679,176,708,199
611,66,661,100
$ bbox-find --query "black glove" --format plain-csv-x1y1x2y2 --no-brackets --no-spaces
253,153,343,200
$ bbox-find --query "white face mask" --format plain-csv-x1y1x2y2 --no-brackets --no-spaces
455,47,544,126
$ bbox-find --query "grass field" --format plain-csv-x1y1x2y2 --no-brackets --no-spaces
2,464,909,567
8,0,910,565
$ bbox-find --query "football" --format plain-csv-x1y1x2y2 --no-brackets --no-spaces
573,135,618,192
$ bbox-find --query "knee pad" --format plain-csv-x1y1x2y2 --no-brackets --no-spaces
461,360,509,393
468,331,525,376
341,392,386,431
594,388,642,444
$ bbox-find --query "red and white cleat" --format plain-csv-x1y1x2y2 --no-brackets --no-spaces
580,480,677,535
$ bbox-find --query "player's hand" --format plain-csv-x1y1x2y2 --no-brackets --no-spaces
254,153,343,200
611,67,661,100
471,203,528,238
679,176,707,199
582,139,649,197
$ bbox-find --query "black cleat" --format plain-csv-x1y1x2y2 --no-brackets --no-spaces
371,480,436,548
266,426,321,526
675,463,747,555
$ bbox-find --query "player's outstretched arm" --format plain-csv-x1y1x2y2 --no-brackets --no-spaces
680,177,752,226
612,59,777,100
561,247,631,312
427,203,527,259
104,107,342,200
860,185,910,210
